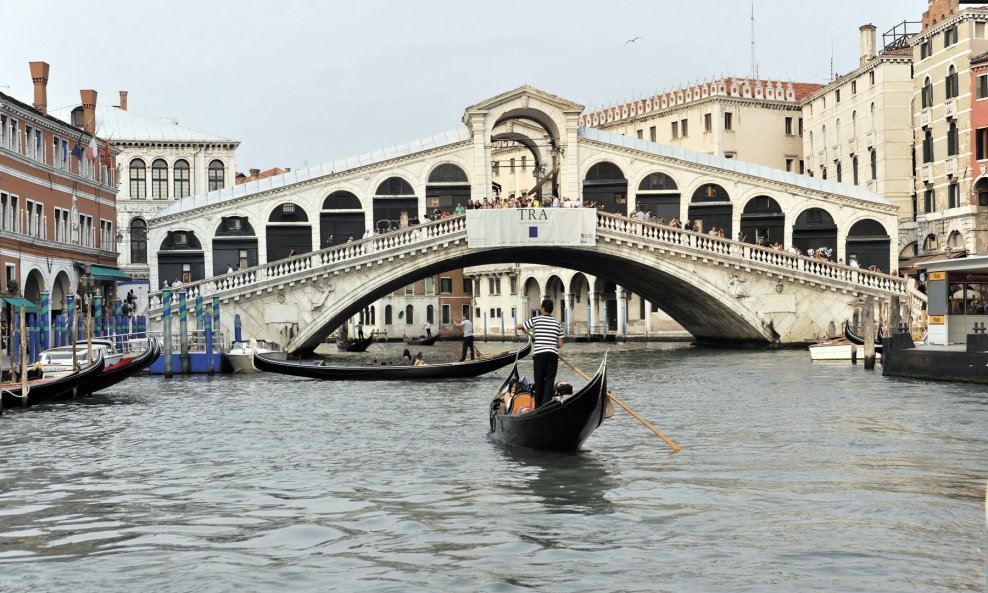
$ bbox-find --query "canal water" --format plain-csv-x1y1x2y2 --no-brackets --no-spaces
0,342,984,592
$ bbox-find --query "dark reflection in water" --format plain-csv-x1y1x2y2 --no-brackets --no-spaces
0,342,984,593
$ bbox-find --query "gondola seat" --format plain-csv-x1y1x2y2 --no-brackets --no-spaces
507,392,536,415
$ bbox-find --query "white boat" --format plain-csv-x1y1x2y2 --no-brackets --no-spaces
39,339,125,378
808,339,882,361
224,339,287,374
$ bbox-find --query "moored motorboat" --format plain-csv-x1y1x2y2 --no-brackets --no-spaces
489,353,609,452
1,353,105,409
39,338,123,377
255,340,532,380
224,339,288,374
808,338,882,361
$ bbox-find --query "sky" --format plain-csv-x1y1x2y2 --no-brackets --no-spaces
2,0,930,173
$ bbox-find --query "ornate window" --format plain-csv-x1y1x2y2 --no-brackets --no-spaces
129,158,146,199
151,159,168,199
130,218,148,264
174,159,191,198
208,160,225,191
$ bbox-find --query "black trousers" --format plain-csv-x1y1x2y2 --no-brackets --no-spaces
532,352,558,408
460,336,475,361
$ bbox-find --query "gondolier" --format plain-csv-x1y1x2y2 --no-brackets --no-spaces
518,298,565,409
457,316,476,361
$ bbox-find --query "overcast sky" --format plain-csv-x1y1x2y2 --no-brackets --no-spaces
2,0,928,173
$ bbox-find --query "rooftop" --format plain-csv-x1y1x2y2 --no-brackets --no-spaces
48,104,237,143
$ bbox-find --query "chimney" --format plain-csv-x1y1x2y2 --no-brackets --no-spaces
29,61,50,114
249,168,260,177
80,89,97,134
860,24,877,66
118,90,128,111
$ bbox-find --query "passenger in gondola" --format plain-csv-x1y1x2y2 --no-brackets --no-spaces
401,349,412,365
413,352,426,366
499,379,535,415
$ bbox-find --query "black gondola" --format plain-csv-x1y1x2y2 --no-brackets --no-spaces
404,334,440,346
255,340,532,380
489,354,609,452
1,353,105,409
844,321,885,346
80,338,160,396
337,335,374,352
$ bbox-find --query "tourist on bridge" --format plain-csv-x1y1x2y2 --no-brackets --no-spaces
457,316,476,362
454,202,465,215
517,298,565,409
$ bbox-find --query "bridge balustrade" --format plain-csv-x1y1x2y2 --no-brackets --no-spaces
148,216,468,311
594,212,906,296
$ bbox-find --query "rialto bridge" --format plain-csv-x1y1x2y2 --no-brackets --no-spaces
145,86,905,351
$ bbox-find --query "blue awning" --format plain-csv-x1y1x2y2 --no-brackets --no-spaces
88,265,132,281
1,296,39,313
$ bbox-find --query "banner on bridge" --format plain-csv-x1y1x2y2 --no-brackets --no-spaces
466,209,596,248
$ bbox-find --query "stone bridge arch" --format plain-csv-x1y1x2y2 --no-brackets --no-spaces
287,242,778,353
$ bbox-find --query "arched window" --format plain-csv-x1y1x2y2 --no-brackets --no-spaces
922,77,933,109
871,149,878,180
385,305,393,325
208,160,225,191
821,125,827,149
923,129,934,163
585,162,626,181
809,130,814,154
835,118,841,145
375,177,415,195
851,111,857,137
322,191,361,209
426,304,434,324
870,102,876,132
405,305,414,325
946,65,958,100
151,159,168,199
637,172,678,191
948,121,958,156
836,163,843,183
130,218,147,264
852,157,859,185
174,159,191,198
129,159,146,199
428,163,468,183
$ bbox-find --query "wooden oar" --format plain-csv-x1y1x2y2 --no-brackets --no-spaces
559,353,681,453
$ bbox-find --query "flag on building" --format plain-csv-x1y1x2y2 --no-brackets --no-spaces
85,136,99,161
99,140,112,165
70,131,85,160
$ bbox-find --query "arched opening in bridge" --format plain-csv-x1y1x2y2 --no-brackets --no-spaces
740,195,784,245
158,230,205,285
426,164,470,216
213,216,257,275
689,183,732,235
583,162,628,215
267,202,311,261
845,219,890,272
792,208,836,260
635,172,679,222
493,108,563,199
130,218,148,264
320,191,365,248
569,272,590,332
598,278,618,332
51,270,71,316
374,177,417,233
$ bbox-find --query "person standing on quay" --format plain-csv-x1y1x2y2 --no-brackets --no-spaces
457,316,475,361
518,298,564,409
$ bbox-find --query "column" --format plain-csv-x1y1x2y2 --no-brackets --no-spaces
588,291,598,337
616,285,627,338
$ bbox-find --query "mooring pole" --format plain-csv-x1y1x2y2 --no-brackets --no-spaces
179,289,189,375
863,295,876,370
162,288,173,378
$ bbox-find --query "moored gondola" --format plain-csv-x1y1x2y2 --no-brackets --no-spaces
489,353,608,452
79,338,160,395
1,353,105,409
255,340,532,380
404,334,440,346
844,321,885,346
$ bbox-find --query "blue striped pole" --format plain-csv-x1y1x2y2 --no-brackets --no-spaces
54,314,63,348
204,312,214,376
28,313,38,363
195,294,203,330
234,314,242,342
94,294,103,337
12,319,20,367
162,289,173,378
67,294,75,345
40,288,50,351
114,298,123,348
179,289,189,375
212,296,220,343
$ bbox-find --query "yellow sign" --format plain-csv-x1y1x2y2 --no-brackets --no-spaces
929,271,946,280
929,315,945,325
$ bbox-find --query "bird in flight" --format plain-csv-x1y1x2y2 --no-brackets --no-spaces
625,36,642,45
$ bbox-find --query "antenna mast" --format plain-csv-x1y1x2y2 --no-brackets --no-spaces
750,1,758,79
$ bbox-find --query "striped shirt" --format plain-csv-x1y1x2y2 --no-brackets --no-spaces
523,315,564,355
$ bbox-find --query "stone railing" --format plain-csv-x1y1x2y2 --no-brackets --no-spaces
595,212,907,296
147,216,468,314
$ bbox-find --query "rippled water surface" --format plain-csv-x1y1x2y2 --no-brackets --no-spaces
0,342,985,592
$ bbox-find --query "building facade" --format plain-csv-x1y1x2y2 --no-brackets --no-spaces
51,95,239,314
1,62,120,343
911,1,988,257
801,24,916,256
